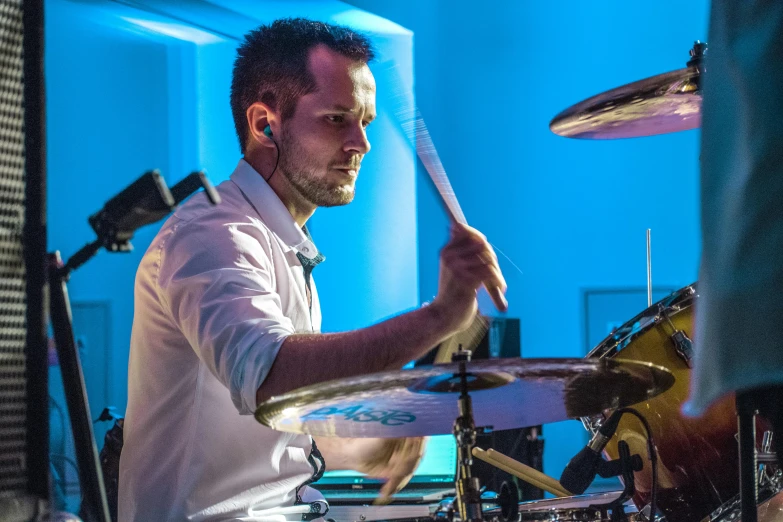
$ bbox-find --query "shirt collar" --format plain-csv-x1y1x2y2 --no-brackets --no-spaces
230,159,319,260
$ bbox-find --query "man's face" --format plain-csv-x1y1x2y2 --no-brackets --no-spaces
277,45,376,207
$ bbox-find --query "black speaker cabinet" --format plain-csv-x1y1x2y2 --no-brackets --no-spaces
472,316,521,360
0,0,49,519
474,426,545,502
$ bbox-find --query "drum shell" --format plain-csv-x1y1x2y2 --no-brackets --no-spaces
588,285,740,522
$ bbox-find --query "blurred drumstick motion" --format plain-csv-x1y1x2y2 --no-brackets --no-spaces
379,62,508,311
433,314,488,363
473,447,572,498
401,109,467,224
405,112,506,311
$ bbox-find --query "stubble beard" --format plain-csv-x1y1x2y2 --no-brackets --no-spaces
278,126,356,208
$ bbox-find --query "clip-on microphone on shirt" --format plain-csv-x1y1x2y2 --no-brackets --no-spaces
49,169,220,522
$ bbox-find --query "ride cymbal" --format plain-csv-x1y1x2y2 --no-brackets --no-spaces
255,358,674,438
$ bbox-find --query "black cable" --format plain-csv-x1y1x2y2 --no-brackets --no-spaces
616,407,658,521
264,137,281,183
49,395,68,478
49,395,67,443
50,453,82,490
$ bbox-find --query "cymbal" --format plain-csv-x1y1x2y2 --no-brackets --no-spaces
550,43,706,139
255,358,674,438
550,68,701,139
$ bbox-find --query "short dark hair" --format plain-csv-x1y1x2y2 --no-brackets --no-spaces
230,18,375,153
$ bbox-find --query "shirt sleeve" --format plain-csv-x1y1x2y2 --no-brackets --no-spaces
156,217,295,415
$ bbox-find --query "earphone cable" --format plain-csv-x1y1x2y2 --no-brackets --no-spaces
265,136,281,183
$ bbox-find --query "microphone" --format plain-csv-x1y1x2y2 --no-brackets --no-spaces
560,410,623,494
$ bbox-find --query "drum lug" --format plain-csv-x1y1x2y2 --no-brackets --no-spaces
660,309,694,367
758,431,776,487
670,330,694,368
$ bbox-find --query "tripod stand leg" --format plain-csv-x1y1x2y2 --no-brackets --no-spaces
737,392,758,522
49,252,111,522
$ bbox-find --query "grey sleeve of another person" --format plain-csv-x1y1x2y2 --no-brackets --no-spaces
688,0,783,415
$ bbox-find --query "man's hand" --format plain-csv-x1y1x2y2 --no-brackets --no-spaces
256,224,508,405
431,223,508,333
314,436,426,502
354,437,427,502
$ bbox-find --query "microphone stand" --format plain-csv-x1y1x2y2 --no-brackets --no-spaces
49,171,219,522
590,441,643,522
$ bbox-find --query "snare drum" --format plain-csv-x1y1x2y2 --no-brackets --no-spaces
586,284,740,522
481,491,640,522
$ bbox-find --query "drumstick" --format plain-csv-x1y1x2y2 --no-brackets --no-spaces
433,314,488,363
416,116,507,311
403,112,468,225
473,447,572,498
380,62,507,310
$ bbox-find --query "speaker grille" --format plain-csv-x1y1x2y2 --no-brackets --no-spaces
0,0,27,497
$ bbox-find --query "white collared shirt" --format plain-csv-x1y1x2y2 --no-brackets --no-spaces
119,159,322,521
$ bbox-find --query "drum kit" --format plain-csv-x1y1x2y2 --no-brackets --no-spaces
255,42,783,522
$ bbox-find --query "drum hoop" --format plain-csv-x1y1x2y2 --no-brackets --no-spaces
517,508,603,520
516,491,629,511
483,505,606,521
706,478,783,521
481,492,634,521
585,282,698,360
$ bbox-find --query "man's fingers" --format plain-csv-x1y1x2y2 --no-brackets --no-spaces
388,438,424,474
401,437,426,469
441,248,486,270
450,223,486,242
414,437,427,460
476,247,500,267
374,475,404,505
372,438,426,505
441,237,487,260
486,284,509,312
375,470,416,505
452,260,508,312
445,224,491,253
451,258,507,292
443,245,505,282
442,238,503,280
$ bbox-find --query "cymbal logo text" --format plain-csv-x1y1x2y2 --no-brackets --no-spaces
303,405,416,426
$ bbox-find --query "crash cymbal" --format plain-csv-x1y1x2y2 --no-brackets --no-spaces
550,42,705,139
254,358,674,438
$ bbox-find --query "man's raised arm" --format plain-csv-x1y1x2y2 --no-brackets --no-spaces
256,223,507,404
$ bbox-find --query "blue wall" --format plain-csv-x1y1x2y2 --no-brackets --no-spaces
345,0,710,484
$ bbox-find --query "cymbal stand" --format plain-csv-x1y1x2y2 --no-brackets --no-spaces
591,440,643,522
452,350,484,522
